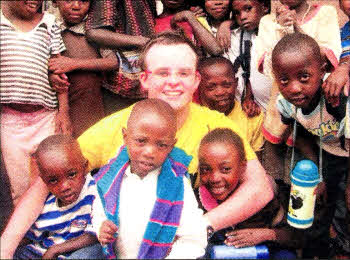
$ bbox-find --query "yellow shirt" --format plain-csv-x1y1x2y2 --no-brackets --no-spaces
227,102,264,152
78,103,256,174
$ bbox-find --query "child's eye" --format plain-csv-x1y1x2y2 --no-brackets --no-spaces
136,138,146,144
221,167,232,174
199,166,212,174
244,6,252,12
155,70,170,78
48,179,57,184
279,77,288,86
300,74,310,82
157,143,169,149
68,172,77,178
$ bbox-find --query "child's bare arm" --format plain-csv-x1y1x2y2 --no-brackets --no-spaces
48,54,119,74
171,10,223,56
216,20,233,51
86,29,149,50
242,81,261,117
56,92,72,135
323,56,350,107
42,233,98,259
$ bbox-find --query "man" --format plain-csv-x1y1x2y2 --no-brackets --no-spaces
1,32,273,258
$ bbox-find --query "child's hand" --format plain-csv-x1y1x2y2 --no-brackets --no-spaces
322,64,350,107
276,5,295,27
99,220,118,245
49,73,70,93
49,56,77,74
242,98,261,118
216,20,233,51
224,228,270,248
42,246,59,259
190,6,206,17
55,111,72,135
171,10,193,28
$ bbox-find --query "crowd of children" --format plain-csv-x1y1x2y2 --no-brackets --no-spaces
1,0,350,259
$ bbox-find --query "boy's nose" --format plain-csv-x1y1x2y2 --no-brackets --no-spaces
60,180,71,193
210,171,221,183
143,144,155,158
72,1,81,9
289,81,302,94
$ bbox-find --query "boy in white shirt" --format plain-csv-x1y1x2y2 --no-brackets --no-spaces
94,99,207,259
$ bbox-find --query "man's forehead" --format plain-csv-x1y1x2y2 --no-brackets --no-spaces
145,43,197,63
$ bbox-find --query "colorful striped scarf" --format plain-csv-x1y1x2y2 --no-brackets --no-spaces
94,145,192,259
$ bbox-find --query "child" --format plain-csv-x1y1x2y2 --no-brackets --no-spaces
270,33,349,258
0,0,71,206
198,0,233,36
223,0,272,117
198,56,264,152
85,0,156,114
255,0,341,150
195,128,299,258
48,0,119,138
155,0,222,56
94,99,207,259
13,135,104,259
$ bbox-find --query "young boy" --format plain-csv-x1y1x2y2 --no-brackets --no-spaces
94,99,207,259
13,135,104,259
198,56,264,152
269,33,350,258
48,0,119,137
0,0,71,206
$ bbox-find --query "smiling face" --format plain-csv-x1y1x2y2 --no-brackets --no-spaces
123,113,177,177
199,62,237,114
231,0,267,31
272,49,324,109
199,141,244,201
10,0,43,19
56,0,90,25
38,143,87,207
140,44,201,113
205,0,231,20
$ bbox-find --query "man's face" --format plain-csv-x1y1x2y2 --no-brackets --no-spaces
140,44,201,112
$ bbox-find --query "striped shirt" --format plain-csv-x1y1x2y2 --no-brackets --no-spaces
0,11,65,110
24,175,98,258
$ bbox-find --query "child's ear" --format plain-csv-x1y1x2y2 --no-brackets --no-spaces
171,138,177,149
241,160,247,174
122,127,127,142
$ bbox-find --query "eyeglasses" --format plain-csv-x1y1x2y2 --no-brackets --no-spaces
145,68,197,80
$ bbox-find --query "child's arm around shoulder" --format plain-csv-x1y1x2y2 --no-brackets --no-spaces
48,51,119,74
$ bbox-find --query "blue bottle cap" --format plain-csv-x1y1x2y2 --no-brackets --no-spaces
291,160,320,187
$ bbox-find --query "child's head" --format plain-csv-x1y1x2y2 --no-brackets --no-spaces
122,99,177,177
8,0,43,19
231,0,269,31
55,0,91,25
198,56,238,115
204,0,232,22
340,0,350,18
272,33,325,110
199,128,246,201
33,134,88,207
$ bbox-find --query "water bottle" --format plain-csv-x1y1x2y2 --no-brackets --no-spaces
287,160,320,229
210,245,269,259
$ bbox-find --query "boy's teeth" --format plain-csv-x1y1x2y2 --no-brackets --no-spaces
166,91,181,96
